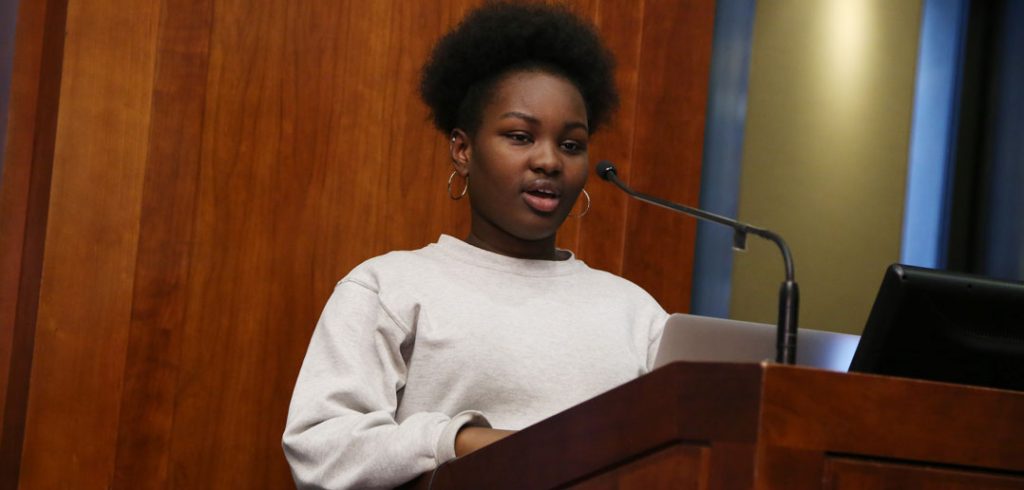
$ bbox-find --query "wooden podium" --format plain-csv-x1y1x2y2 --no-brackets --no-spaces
408,362,1024,489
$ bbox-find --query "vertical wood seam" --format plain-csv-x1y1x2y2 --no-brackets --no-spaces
110,0,218,486
165,3,218,485
110,0,168,482
103,0,165,484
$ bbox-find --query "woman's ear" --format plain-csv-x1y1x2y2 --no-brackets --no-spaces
449,129,471,176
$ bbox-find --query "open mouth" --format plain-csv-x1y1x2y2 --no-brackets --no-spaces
522,188,561,213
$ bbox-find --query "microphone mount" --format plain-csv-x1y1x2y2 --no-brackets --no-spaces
596,160,799,365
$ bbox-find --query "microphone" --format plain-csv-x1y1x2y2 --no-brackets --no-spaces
596,160,799,365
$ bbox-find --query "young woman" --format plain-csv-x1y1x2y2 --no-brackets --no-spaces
283,3,668,488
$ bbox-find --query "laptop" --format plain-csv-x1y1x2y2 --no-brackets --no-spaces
653,313,860,371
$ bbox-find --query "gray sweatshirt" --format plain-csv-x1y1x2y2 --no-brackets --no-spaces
283,235,668,489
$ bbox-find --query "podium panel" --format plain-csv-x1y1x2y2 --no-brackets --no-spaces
825,458,1024,490
570,444,708,489
409,362,1024,489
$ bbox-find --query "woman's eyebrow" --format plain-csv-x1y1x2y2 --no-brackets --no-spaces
564,121,588,133
500,111,589,133
499,111,540,124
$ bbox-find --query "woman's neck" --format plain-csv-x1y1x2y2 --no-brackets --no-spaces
463,230,567,261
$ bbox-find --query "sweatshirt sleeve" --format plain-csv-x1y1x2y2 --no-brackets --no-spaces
645,305,671,373
283,280,490,489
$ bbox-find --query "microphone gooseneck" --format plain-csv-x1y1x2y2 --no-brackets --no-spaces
595,160,799,365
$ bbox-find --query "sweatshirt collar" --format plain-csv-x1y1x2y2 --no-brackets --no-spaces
432,234,583,277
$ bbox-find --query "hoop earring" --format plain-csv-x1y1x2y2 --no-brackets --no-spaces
448,170,468,200
571,189,591,218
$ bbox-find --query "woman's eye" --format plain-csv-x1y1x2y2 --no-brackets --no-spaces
561,140,587,153
505,132,532,144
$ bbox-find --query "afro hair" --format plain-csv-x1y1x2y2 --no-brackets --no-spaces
419,1,618,135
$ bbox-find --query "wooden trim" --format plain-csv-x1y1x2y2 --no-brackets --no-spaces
0,0,69,487
14,0,162,485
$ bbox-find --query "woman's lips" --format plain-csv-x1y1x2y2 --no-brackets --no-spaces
522,191,560,213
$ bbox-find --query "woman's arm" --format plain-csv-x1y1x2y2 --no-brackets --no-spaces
284,281,490,489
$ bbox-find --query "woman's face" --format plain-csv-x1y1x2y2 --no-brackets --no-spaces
451,70,589,256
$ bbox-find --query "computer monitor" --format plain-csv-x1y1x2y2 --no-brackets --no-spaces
848,264,1024,392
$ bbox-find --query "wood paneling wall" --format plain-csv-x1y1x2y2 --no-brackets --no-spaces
0,0,715,487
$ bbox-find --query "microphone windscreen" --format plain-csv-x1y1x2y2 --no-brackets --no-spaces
596,161,617,180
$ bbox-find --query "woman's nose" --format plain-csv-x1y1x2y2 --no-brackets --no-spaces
529,142,562,175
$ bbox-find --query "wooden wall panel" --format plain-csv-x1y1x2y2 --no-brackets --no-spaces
0,0,716,487
167,2,308,485
570,0,647,275
168,1,372,485
110,0,213,486
15,0,161,487
623,0,716,313
380,1,478,253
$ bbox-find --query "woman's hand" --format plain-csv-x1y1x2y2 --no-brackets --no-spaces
454,427,516,457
